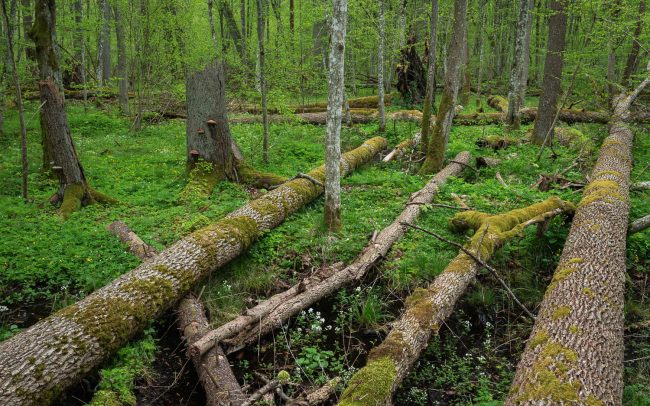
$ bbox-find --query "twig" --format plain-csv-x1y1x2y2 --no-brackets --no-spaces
450,159,477,172
495,172,509,188
269,172,323,190
241,378,279,406
400,222,535,320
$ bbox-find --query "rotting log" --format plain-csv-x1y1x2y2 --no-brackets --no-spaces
506,62,650,405
338,197,573,406
629,214,650,234
178,295,247,406
487,95,509,112
287,377,341,405
0,137,386,406
191,151,472,357
383,132,421,162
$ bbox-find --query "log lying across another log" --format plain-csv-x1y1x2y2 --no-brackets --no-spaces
506,62,650,405
0,137,387,405
338,197,574,406
190,151,472,358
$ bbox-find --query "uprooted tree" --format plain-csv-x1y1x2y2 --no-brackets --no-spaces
338,196,574,405
0,137,386,405
31,0,114,219
506,62,650,405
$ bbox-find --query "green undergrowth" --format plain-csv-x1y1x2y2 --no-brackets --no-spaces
1,95,648,404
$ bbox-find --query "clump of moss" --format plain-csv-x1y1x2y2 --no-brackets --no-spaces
552,306,572,320
59,183,85,219
339,357,397,406
578,179,626,208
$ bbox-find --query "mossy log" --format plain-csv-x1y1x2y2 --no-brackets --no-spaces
0,137,386,406
487,95,509,112
178,295,247,406
476,135,519,150
506,71,650,404
338,197,574,406
190,152,472,357
24,88,137,101
229,95,393,115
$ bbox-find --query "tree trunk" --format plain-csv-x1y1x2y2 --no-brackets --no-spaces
420,0,438,154
506,0,534,128
339,197,573,406
21,0,32,60
506,65,650,405
629,214,650,235
419,0,467,174
531,0,568,145
191,151,471,357
207,0,219,50
0,137,385,406
98,0,111,84
2,0,28,199
323,0,347,232
256,0,269,164
377,0,385,133
241,0,247,55
114,4,128,113
221,0,248,65
621,0,645,86
475,0,487,109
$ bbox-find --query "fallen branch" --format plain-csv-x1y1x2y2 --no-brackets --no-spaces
190,152,472,357
629,214,650,234
632,181,650,191
476,156,501,168
383,132,421,162
0,137,387,405
287,377,341,405
107,221,159,260
338,197,573,406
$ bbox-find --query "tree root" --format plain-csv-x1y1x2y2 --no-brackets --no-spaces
58,183,117,220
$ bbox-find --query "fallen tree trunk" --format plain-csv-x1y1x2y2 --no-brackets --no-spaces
178,295,247,406
0,137,386,405
190,151,472,357
24,88,136,101
506,62,650,405
629,214,650,234
383,132,421,162
487,95,509,112
338,197,573,406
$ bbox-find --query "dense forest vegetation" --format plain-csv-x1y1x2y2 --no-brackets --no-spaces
0,0,649,404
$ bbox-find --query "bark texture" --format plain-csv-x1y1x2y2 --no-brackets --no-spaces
178,295,247,406
193,152,471,356
339,197,573,406
506,73,649,404
323,0,348,232
420,0,438,154
506,0,534,128
531,0,568,144
420,0,467,174
0,137,386,406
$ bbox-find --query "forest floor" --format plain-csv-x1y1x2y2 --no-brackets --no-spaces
1,94,649,405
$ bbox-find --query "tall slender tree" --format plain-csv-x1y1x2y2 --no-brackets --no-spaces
114,3,128,113
257,0,269,163
420,0,438,153
506,0,534,128
420,0,467,174
621,0,645,86
324,0,347,232
531,0,568,145
377,0,386,133
98,0,111,84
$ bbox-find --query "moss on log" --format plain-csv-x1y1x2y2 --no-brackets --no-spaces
505,83,647,405
0,137,386,406
487,95,509,112
338,197,573,406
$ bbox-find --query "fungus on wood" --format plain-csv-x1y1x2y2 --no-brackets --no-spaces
0,137,386,405
338,197,574,406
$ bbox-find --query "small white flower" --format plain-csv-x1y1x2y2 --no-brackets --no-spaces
308,308,313,313
61,285,68,291
320,317,325,323
326,325,332,330
316,311,321,317
0,305,8,312
296,327,302,332
355,286,362,292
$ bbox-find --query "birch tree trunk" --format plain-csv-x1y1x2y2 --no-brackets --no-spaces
506,0,534,128
98,0,111,84
419,0,467,174
339,197,573,406
420,0,438,154
323,0,347,232
114,4,128,113
531,0,568,145
256,0,269,163
506,63,650,406
0,137,386,406
377,0,386,133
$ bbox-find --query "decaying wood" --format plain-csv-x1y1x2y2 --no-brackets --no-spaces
487,95,508,112
288,377,341,405
476,156,501,168
629,214,650,234
178,295,247,406
241,379,279,406
383,132,421,162
338,197,573,406
506,61,650,406
107,221,158,260
191,152,471,357
451,193,470,209
0,137,386,405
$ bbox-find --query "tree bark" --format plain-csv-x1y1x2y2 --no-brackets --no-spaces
420,0,438,154
506,0,534,128
531,0,568,145
191,151,471,357
506,64,650,405
377,0,386,133
475,0,487,110
97,0,111,84
323,0,347,232
256,0,269,164
0,137,386,406
419,0,467,174
114,4,128,113
339,197,573,406
621,0,645,86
